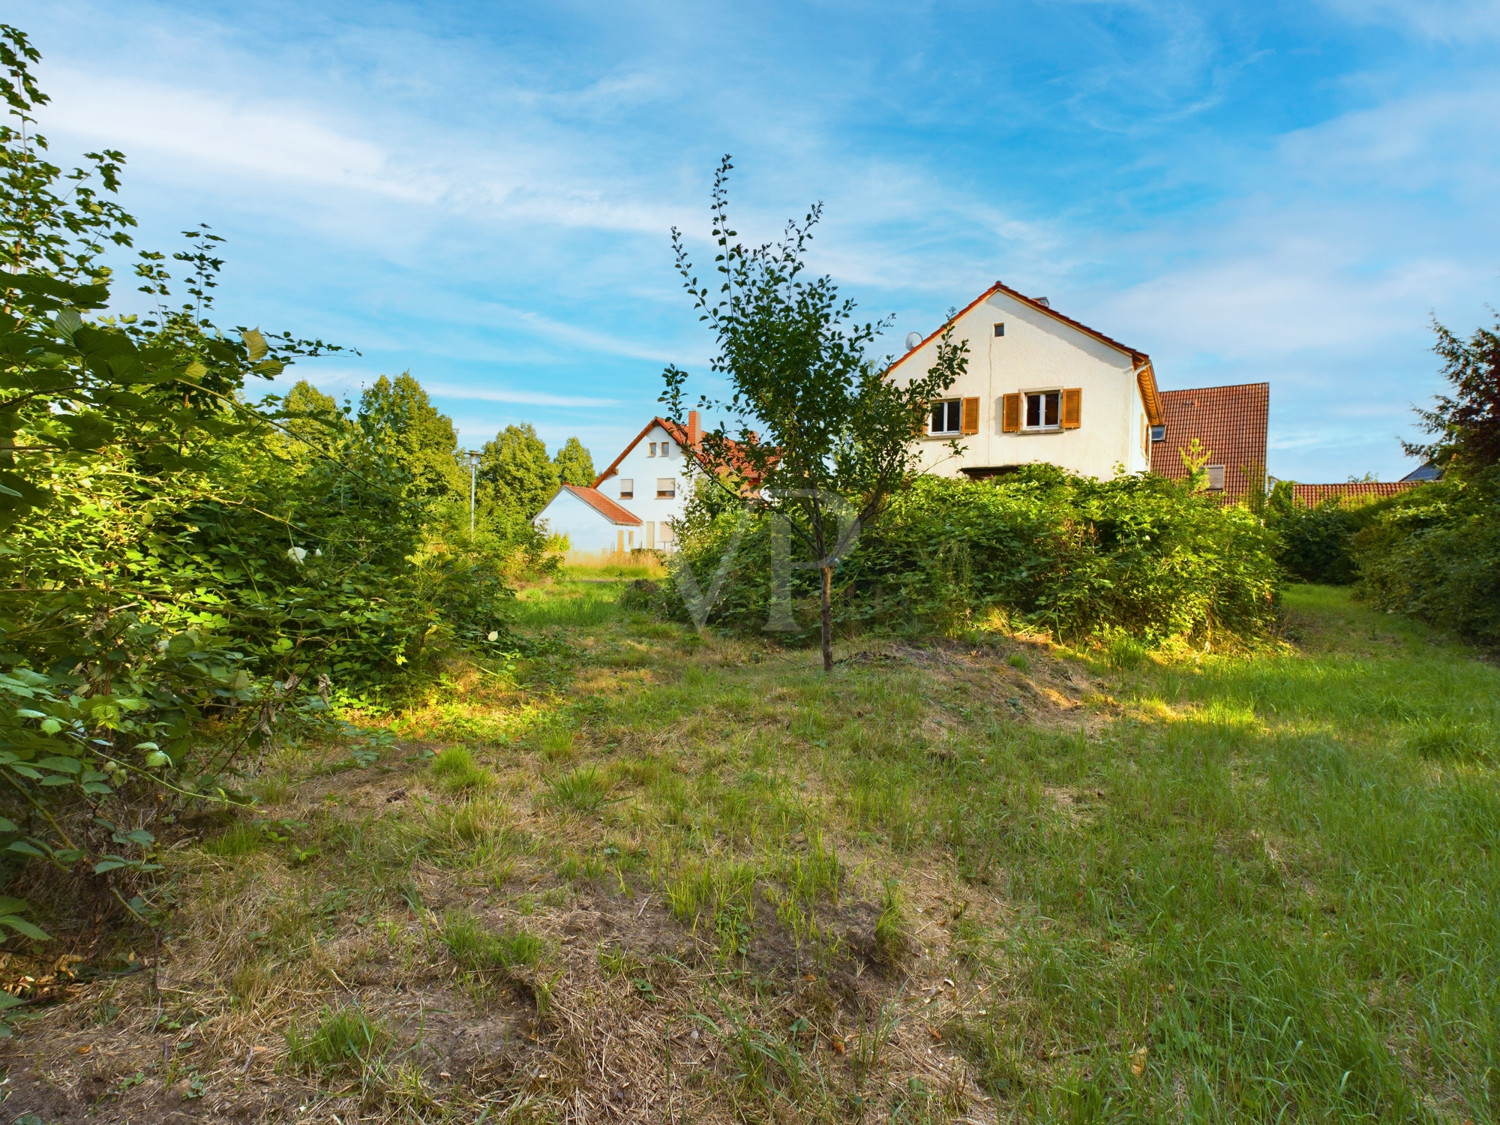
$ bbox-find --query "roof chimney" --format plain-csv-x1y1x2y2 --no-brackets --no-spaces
687,409,702,446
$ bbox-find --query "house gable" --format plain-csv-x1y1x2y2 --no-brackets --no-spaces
891,282,1162,481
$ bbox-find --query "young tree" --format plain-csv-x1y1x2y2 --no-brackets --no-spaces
480,422,558,517
662,157,968,671
1407,311,1500,470
357,373,466,500
553,435,596,486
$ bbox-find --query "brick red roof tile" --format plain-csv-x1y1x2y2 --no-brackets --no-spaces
1149,383,1269,501
1288,481,1423,508
561,484,642,525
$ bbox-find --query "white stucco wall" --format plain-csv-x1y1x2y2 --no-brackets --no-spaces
534,489,639,553
595,421,690,548
892,291,1153,480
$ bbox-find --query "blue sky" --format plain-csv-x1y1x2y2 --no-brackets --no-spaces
14,0,1500,481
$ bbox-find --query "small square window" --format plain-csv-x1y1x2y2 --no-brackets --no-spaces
661,441,672,457
619,478,634,499
656,478,676,499
648,442,657,456
1151,424,1166,443
1024,391,1061,429
929,399,962,435
994,323,1005,337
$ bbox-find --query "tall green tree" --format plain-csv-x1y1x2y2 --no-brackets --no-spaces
662,157,968,671
480,422,558,517
553,436,596,486
358,373,466,500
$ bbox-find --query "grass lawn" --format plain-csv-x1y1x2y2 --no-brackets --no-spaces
1,582,1496,1123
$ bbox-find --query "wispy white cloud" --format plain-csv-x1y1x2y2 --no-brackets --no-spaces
424,382,619,408
1319,0,1500,42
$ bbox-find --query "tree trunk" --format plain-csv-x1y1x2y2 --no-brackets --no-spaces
820,565,833,672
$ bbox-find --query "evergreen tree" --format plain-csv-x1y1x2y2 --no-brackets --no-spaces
480,422,559,517
357,373,467,499
553,436,596,486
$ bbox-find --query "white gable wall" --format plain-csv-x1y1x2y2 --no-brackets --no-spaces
595,422,690,549
534,489,637,553
893,291,1153,479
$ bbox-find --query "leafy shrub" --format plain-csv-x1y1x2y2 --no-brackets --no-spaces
1351,466,1500,646
666,467,1279,645
1264,482,1393,585
0,30,533,957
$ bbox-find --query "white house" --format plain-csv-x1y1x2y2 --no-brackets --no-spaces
535,411,715,554
889,281,1164,480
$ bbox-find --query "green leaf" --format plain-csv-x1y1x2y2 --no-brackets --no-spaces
36,756,81,775
0,915,51,941
5,841,45,858
0,818,18,833
184,360,208,380
0,992,27,1011
38,718,62,735
92,858,130,874
242,327,269,361
0,897,28,915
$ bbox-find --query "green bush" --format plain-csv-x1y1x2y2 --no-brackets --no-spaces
665,467,1280,645
1351,466,1500,646
1264,482,1392,585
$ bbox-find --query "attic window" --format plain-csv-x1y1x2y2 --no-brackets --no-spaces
993,323,1005,337
1150,424,1166,443
1207,465,1226,491
661,441,672,457
648,442,657,456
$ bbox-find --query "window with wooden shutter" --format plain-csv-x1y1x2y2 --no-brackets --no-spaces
961,397,980,435
1001,393,1021,432
1061,388,1082,429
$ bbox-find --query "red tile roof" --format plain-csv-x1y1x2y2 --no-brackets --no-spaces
560,484,641,525
886,281,1164,425
1288,481,1423,508
1150,383,1269,501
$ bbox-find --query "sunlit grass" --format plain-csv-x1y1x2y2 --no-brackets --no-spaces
153,581,1500,1122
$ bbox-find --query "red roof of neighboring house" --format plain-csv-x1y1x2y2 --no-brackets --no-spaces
1150,383,1270,501
1288,481,1422,508
560,484,641,525
886,280,1164,425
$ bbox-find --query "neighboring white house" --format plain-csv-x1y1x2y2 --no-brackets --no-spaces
535,411,718,554
534,484,643,554
888,281,1164,480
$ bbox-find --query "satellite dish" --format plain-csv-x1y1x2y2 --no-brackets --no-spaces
904,331,923,352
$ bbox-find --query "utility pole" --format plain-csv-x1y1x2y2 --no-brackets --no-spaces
462,450,481,534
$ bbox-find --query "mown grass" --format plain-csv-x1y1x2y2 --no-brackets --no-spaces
14,581,1499,1123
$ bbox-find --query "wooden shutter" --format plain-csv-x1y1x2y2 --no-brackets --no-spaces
1061,388,1082,429
961,397,980,435
1001,393,1021,433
